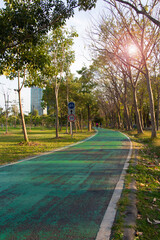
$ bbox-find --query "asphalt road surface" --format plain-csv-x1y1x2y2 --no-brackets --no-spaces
0,128,131,240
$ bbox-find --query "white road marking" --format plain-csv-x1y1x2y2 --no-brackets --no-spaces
95,131,132,240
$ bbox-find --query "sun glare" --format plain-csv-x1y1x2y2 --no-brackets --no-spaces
128,44,138,56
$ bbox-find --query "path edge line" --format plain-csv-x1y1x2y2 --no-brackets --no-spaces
95,131,132,240
0,130,98,169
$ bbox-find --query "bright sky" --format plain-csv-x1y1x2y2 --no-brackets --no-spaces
0,0,106,113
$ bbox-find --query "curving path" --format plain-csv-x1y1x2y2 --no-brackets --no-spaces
0,128,131,240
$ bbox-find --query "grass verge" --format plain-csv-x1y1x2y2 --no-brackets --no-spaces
0,126,95,165
111,130,160,240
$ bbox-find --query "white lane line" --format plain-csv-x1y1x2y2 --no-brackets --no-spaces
0,131,98,169
95,131,132,240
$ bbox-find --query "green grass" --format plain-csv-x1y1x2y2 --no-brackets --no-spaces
111,129,160,240
0,126,95,165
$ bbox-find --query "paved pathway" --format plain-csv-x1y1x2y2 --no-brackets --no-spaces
0,129,131,240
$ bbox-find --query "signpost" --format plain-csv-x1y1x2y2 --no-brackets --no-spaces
68,114,76,122
68,102,75,110
68,102,76,136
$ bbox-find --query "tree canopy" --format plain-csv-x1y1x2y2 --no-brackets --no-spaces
0,0,97,64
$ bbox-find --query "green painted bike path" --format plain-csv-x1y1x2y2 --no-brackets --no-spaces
0,129,130,240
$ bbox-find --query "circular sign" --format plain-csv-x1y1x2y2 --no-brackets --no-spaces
68,102,75,109
68,114,76,122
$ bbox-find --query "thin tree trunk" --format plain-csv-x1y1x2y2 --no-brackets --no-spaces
55,82,59,138
66,74,69,134
77,117,80,130
117,111,121,129
4,93,8,134
18,70,29,142
88,104,92,132
123,75,132,130
60,113,63,131
75,121,77,133
80,112,83,132
156,89,160,130
114,99,121,129
70,122,72,135
139,94,144,129
123,104,131,130
144,65,157,137
132,86,143,133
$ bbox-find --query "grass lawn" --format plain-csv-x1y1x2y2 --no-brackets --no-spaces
0,126,95,165
111,129,160,240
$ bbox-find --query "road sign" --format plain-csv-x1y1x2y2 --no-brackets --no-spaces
68,114,76,122
68,102,75,117
68,102,75,110
68,108,75,115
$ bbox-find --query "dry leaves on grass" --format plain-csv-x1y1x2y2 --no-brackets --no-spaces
147,218,160,225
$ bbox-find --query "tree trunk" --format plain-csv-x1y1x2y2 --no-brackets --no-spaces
60,113,63,131
132,86,143,133
55,83,59,138
5,113,8,134
117,111,121,129
123,103,132,131
70,122,72,135
18,71,29,142
114,100,121,129
144,65,157,137
66,74,69,134
80,112,83,132
88,104,92,132
75,121,77,133
123,75,132,130
3,93,8,134
156,88,160,130
77,118,80,130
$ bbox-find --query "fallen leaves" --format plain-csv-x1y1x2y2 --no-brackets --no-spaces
147,217,160,225
135,231,143,236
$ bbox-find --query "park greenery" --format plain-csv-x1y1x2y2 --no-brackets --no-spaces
0,0,160,142
111,129,160,240
0,126,95,165
0,0,160,238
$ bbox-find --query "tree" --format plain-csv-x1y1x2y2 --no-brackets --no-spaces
27,26,77,138
3,90,10,134
2,34,50,142
11,104,18,127
77,66,98,131
106,0,160,27
90,4,160,137
0,0,97,65
93,58,132,130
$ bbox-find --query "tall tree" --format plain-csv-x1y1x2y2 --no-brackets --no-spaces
27,26,77,138
91,3,160,137
0,0,97,64
77,66,97,131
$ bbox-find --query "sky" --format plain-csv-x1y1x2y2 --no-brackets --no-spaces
0,0,106,113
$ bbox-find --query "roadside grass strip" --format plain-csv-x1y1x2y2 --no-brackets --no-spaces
111,130,160,240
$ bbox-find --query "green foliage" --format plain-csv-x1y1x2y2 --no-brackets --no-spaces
0,0,96,69
26,26,77,87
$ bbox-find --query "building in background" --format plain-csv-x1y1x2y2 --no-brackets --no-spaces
31,87,47,115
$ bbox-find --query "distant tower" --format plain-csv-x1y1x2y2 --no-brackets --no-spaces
31,87,46,115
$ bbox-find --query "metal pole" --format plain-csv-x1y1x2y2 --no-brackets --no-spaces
71,122,73,137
